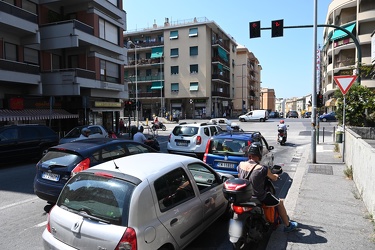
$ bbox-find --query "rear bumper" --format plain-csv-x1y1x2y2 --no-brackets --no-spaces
33,177,63,203
167,150,204,160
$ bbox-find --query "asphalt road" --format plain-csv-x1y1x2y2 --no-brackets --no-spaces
0,118,335,249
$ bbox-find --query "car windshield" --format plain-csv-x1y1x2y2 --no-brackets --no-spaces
63,127,84,138
57,173,135,226
208,138,248,156
172,126,199,136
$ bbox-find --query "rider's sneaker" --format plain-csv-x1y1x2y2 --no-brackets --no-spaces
284,221,298,232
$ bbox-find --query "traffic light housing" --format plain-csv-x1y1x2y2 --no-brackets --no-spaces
317,93,323,107
271,19,284,37
249,21,261,38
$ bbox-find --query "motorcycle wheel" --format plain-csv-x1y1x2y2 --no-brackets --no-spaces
152,126,156,131
233,219,262,250
161,125,166,131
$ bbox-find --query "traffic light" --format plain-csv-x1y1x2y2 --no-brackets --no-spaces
317,93,323,107
130,99,136,110
271,19,284,37
249,21,261,38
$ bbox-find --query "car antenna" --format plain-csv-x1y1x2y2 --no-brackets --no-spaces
113,161,119,169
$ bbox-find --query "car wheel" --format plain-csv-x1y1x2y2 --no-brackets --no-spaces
260,118,265,122
323,118,327,122
162,125,166,131
240,118,245,122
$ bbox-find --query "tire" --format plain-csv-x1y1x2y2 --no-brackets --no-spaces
240,118,245,122
162,125,166,131
322,118,327,122
260,118,264,122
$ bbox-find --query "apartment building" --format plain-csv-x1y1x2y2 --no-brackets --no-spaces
260,88,275,112
0,0,127,132
321,0,375,112
235,45,261,115
124,17,259,120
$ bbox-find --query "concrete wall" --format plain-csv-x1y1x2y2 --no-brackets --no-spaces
344,128,375,218
350,127,375,139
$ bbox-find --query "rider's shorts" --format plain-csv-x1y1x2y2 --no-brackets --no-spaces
262,192,280,207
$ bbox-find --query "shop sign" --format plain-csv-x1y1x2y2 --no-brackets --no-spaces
94,101,121,108
9,98,24,110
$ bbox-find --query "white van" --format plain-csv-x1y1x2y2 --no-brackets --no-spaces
238,110,269,122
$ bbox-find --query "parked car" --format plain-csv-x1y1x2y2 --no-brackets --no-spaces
0,124,58,162
167,122,222,159
42,153,233,250
238,109,269,122
59,125,108,144
203,131,274,176
303,112,312,118
34,138,157,203
286,110,299,118
268,111,280,118
319,112,337,122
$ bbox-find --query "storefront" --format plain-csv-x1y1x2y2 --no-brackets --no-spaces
91,101,123,132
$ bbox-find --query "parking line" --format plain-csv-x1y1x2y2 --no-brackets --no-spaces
0,197,38,211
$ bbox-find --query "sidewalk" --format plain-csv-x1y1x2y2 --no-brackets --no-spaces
267,141,375,249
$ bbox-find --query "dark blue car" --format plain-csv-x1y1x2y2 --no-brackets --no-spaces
319,112,336,122
203,131,274,176
34,138,157,203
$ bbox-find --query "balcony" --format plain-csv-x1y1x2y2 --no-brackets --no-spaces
358,9,375,23
0,59,40,85
212,73,230,83
212,91,230,98
211,56,230,67
127,74,164,83
129,91,164,99
40,20,122,54
126,58,163,67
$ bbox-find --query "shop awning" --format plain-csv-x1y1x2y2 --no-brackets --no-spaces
150,81,164,89
330,23,356,41
0,109,79,122
217,47,228,62
325,98,336,107
150,47,164,58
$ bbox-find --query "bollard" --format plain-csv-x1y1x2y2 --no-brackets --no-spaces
322,127,325,143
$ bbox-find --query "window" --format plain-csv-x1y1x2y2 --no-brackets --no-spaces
100,60,120,83
52,54,61,69
171,83,179,92
68,55,78,68
190,82,199,91
190,46,198,56
24,48,39,65
154,168,195,211
190,64,198,74
170,30,178,39
22,0,37,14
187,163,219,193
170,48,179,57
99,18,119,44
189,28,198,37
171,66,179,75
5,43,17,61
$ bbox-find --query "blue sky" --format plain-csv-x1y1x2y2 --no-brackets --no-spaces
123,0,332,99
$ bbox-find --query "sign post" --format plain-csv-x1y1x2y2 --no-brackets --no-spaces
333,75,357,162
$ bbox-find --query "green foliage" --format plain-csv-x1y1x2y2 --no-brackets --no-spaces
333,84,375,127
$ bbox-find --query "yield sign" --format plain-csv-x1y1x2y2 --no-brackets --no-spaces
333,75,357,95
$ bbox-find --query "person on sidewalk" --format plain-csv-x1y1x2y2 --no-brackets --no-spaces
237,143,298,232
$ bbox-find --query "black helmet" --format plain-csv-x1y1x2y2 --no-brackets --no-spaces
138,125,144,133
81,127,91,136
248,142,262,158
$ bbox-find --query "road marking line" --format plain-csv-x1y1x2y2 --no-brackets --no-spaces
0,197,39,211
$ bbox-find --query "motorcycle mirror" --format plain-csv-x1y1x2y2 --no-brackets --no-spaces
270,164,283,174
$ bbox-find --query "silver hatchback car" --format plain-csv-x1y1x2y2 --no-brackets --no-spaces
43,153,232,250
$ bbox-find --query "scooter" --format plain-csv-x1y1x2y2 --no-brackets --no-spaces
277,125,289,145
151,121,166,131
223,165,283,250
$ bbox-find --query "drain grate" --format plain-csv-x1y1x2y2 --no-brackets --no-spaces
307,164,333,175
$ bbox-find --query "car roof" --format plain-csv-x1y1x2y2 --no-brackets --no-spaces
52,138,154,156
177,122,214,127
89,153,198,181
212,131,261,140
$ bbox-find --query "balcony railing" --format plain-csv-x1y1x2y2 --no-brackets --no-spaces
0,59,39,74
129,91,164,98
212,91,230,98
211,57,230,67
0,1,37,23
212,73,230,83
126,58,163,66
212,39,230,52
127,74,164,82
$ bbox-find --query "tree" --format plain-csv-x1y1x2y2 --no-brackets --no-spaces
333,84,375,127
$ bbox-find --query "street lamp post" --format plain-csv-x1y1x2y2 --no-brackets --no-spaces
127,40,139,127
241,63,246,114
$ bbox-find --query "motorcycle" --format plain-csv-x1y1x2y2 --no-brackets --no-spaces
277,125,289,145
144,135,160,151
223,165,283,250
151,121,166,131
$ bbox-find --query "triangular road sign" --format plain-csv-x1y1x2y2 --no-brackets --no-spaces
333,75,357,95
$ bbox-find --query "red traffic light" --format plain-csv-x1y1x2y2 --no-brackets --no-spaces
249,21,261,39
271,19,284,37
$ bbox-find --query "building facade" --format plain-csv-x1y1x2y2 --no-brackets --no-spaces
124,17,261,120
0,0,127,133
321,0,375,113
260,88,275,112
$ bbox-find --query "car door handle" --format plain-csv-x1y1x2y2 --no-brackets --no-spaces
170,218,178,226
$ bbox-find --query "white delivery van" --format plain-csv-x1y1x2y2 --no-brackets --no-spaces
238,110,269,122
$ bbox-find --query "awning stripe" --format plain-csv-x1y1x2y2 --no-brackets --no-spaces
330,23,356,41
0,109,79,122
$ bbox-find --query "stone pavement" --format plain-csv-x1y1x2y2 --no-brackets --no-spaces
266,141,375,250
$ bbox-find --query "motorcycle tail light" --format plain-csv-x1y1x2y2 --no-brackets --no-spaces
196,136,202,145
71,158,90,177
232,205,253,215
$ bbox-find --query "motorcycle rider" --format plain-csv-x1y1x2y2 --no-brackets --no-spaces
237,143,298,232
277,120,288,141
133,126,153,144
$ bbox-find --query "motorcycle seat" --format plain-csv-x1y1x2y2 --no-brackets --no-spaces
235,198,262,207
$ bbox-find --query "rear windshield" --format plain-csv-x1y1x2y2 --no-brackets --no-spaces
64,127,83,138
57,173,135,226
208,138,249,156
172,126,199,136
40,150,81,167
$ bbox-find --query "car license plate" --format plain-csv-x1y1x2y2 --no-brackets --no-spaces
176,141,188,146
42,172,60,182
217,162,235,169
